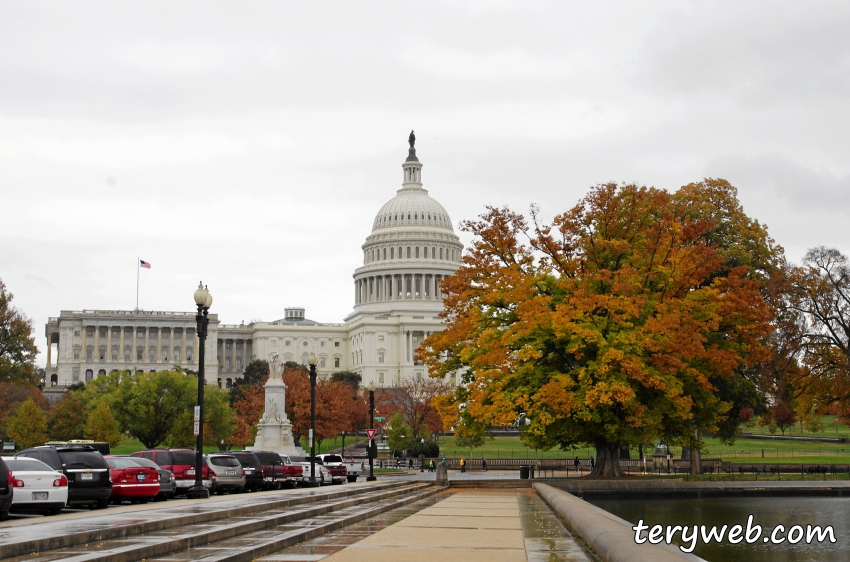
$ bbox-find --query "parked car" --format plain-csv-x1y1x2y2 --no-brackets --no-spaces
104,457,160,504
0,456,11,521
130,449,210,494
251,451,303,489
228,451,264,492
318,454,362,482
1,456,67,516
205,454,246,494
16,445,111,509
123,457,177,501
313,455,347,484
291,456,332,485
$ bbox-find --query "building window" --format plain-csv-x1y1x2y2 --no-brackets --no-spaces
149,347,156,362
73,346,80,360
320,357,326,368
301,352,309,365
303,341,308,346
320,341,325,347
50,374,58,386
175,347,182,361
98,369,106,376
378,335,384,341
440,247,443,259
72,367,80,382
111,346,118,360
407,247,411,258
162,349,168,361
85,369,94,382
99,346,106,361
432,247,436,258
226,378,232,389
86,347,93,361
74,330,80,337
124,346,131,361
379,372,385,385
225,357,231,370
391,247,395,259
236,357,242,370
186,346,193,361
415,247,419,258
378,351,385,363
334,357,340,368
383,248,387,259
335,341,340,347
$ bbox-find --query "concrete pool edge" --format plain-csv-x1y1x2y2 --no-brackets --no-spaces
537,478,850,499
534,482,707,562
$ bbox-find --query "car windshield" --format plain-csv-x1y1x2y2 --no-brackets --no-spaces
234,454,261,468
170,452,196,465
106,458,142,469
59,451,107,469
5,458,54,472
127,458,161,469
254,452,282,464
210,456,241,467
322,455,343,463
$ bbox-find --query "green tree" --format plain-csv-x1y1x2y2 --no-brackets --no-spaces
331,371,361,389
0,278,39,385
47,391,87,440
170,385,236,448
230,359,268,405
7,398,48,449
109,370,196,448
84,401,122,446
385,412,413,455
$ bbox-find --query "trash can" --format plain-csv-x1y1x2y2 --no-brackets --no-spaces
519,465,530,479
347,474,358,483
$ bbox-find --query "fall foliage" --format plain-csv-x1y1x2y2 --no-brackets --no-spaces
84,401,122,446
47,391,87,440
421,181,775,477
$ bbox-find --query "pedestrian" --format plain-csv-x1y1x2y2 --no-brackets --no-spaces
482,458,488,471
574,457,580,472
590,456,595,469
429,459,435,472
408,458,413,470
460,457,466,473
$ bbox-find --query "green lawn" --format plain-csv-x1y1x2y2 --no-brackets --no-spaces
436,434,850,465
107,436,367,457
744,414,850,439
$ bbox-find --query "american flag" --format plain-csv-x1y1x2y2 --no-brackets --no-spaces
140,260,151,269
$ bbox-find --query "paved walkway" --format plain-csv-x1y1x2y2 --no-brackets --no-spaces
319,491,590,562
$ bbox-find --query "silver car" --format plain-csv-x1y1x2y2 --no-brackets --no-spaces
205,454,246,494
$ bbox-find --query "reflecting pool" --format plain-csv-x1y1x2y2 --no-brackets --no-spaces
588,496,850,561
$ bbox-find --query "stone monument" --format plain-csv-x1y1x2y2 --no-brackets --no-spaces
247,353,306,457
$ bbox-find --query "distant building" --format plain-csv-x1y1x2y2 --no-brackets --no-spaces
44,137,462,389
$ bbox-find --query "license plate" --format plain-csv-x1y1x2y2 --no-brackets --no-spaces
32,492,48,501
136,474,146,481
187,470,195,476
80,473,93,480
225,470,235,475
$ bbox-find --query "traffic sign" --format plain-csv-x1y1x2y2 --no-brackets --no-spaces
365,428,377,440
374,416,385,422
194,406,200,421
193,421,200,436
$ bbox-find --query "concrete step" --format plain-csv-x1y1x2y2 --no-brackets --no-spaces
449,479,533,489
0,481,415,560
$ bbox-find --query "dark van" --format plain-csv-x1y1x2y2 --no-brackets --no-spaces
0,456,12,520
16,445,112,509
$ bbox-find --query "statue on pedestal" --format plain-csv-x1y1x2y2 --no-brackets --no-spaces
247,352,306,457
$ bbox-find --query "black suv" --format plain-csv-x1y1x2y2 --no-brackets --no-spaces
16,445,112,509
230,451,263,492
0,456,11,520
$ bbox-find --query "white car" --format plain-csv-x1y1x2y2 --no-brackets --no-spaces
2,456,68,516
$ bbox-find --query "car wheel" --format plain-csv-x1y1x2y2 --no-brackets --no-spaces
94,498,109,510
47,508,63,516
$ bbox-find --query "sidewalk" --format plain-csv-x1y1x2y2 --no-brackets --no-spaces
322,492,527,562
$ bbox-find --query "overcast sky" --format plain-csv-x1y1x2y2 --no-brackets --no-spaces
2,1,849,366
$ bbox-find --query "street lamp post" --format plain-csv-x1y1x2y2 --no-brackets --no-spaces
187,282,212,500
367,382,376,481
306,353,319,487
420,437,425,472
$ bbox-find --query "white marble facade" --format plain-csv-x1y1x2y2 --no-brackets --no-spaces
44,138,462,389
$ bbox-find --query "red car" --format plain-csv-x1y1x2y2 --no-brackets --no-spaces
105,457,160,503
130,449,211,495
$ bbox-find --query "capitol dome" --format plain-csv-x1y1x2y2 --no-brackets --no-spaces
349,133,463,317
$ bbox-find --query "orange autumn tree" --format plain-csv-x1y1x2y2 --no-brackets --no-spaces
421,182,774,477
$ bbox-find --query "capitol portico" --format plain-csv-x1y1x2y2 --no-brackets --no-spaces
44,134,462,390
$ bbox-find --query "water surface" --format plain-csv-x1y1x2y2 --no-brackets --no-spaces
588,496,850,562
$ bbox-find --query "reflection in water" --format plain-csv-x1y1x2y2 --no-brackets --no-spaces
587,496,850,562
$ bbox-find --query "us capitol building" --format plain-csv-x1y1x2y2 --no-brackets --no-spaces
44,135,464,390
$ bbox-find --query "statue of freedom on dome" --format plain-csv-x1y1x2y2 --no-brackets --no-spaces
409,130,415,148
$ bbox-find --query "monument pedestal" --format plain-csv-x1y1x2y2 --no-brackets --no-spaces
246,356,306,457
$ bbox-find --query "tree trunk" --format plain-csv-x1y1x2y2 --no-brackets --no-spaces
690,429,702,475
589,439,625,478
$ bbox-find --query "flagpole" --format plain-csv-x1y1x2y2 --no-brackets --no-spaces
136,257,140,311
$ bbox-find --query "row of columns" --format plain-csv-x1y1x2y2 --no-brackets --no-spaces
355,273,444,305
218,338,252,372
71,325,198,364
